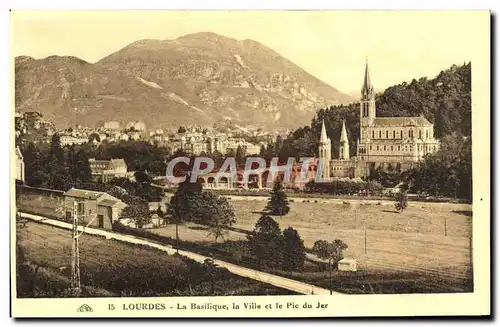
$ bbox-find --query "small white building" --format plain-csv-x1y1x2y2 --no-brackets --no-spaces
15,146,25,182
338,258,357,272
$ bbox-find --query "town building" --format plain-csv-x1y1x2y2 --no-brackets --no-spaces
103,121,121,130
88,158,129,183
15,146,25,182
318,61,440,179
60,134,88,146
63,188,127,230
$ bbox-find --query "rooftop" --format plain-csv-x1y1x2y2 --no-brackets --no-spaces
64,188,107,200
372,116,432,127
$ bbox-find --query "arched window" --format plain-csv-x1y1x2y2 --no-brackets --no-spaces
384,145,386,151
372,130,375,139
377,145,379,151
398,145,401,151
393,130,396,139
379,131,382,138
391,145,393,151
419,130,422,139
400,130,403,138
426,130,429,139
386,130,388,138
370,145,372,150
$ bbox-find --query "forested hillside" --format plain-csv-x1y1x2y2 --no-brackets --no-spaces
271,63,471,160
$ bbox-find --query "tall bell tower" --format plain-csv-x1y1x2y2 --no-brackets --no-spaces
360,59,376,144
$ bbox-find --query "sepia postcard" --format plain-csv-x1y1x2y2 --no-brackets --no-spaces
10,10,491,318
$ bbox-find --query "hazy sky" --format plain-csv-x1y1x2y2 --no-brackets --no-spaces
11,10,483,94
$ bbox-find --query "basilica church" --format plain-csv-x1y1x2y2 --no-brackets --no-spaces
319,61,441,179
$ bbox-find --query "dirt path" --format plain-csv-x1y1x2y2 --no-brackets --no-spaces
18,212,339,296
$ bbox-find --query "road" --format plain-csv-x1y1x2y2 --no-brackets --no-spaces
18,212,340,296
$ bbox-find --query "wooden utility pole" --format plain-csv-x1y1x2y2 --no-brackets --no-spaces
364,226,367,254
329,258,333,295
71,201,81,295
468,229,474,291
444,217,447,236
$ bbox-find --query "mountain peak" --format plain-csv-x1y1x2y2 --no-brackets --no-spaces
176,31,238,42
16,33,354,130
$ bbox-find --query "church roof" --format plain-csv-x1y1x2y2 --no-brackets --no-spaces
108,158,127,170
372,116,432,127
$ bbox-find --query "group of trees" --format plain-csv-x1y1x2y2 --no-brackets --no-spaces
247,214,306,271
20,134,92,190
93,140,169,176
305,179,384,196
369,164,404,188
408,133,472,199
167,179,236,250
20,135,170,191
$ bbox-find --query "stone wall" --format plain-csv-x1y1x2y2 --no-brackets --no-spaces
16,185,65,219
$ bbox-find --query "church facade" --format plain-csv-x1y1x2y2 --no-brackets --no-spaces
319,61,440,179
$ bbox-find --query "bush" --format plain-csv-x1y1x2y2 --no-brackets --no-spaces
312,239,348,270
394,191,408,213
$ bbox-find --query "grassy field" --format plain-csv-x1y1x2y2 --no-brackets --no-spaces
16,222,295,297
151,198,473,288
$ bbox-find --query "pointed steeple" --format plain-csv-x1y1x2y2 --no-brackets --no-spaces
340,120,348,142
320,119,328,143
361,58,375,99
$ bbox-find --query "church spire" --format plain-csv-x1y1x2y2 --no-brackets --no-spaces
340,120,348,142
320,119,328,143
361,58,375,99
339,120,350,160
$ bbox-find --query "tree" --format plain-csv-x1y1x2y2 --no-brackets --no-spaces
120,195,152,228
47,133,71,190
282,227,306,271
247,215,285,269
67,146,92,186
235,145,246,165
202,192,236,242
312,239,348,294
177,126,187,134
88,133,101,143
167,179,203,253
394,190,408,213
134,170,151,184
202,257,220,295
22,142,50,188
265,178,290,217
